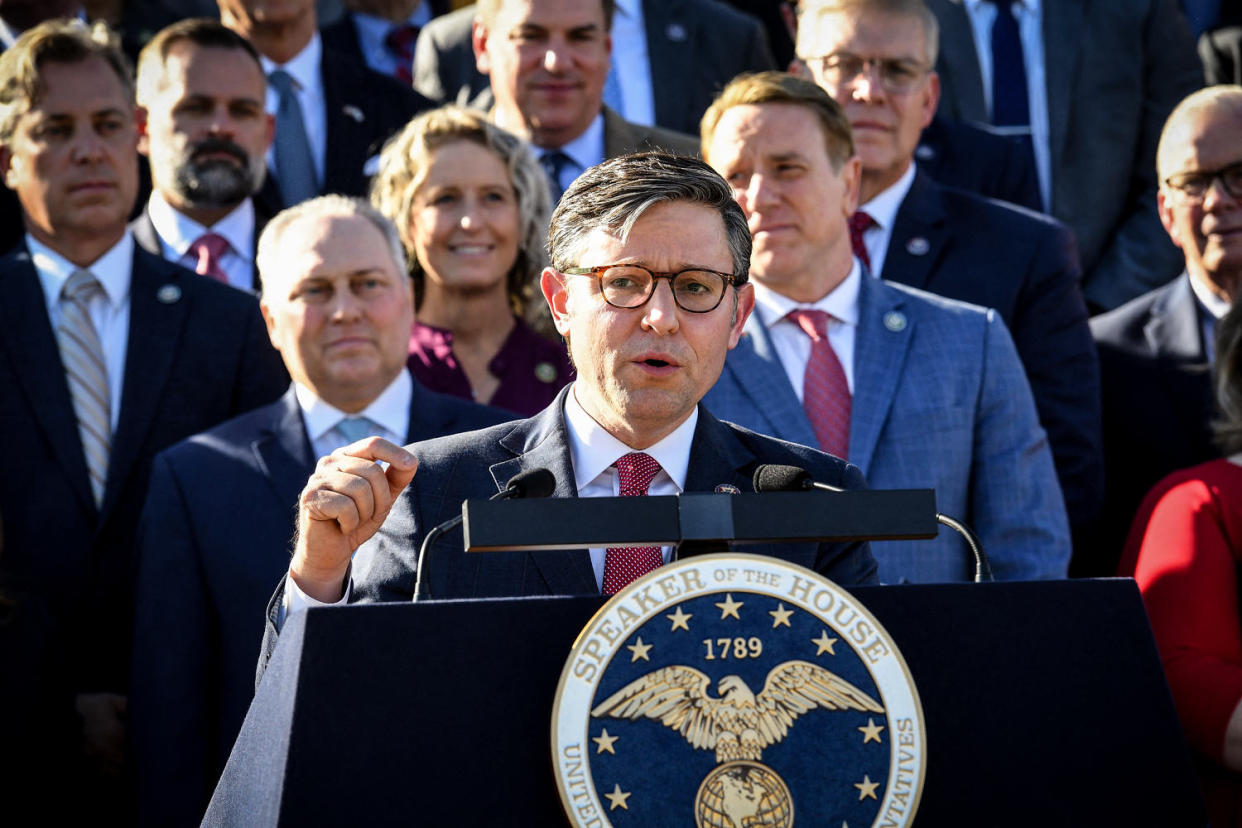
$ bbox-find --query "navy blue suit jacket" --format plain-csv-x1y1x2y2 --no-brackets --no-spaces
129,380,512,826
881,170,1102,536
0,242,288,697
1080,275,1216,576
915,114,1041,211
259,387,878,670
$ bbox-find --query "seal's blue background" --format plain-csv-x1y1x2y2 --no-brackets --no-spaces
587,592,890,825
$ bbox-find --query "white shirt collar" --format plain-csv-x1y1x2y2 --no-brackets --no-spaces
613,0,638,18
555,112,606,171
964,0,1040,11
859,161,917,232
751,258,863,330
294,368,413,443
562,381,696,493
30,232,134,311
1189,270,1231,320
259,31,322,90
146,191,256,263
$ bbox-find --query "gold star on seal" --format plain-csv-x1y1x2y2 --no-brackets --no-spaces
769,602,793,628
666,606,692,631
605,784,631,811
813,629,838,656
715,593,743,619
855,775,879,801
593,729,618,755
627,637,653,662
858,718,885,744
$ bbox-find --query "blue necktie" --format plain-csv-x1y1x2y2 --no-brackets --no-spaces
540,150,574,205
269,69,319,207
989,0,1029,129
335,416,379,446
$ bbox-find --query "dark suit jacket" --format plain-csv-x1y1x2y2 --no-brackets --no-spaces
926,0,1202,310
130,198,273,293
254,46,433,213
259,387,878,669
411,0,775,134
129,380,512,827
915,114,1042,211
601,105,700,158
0,243,288,698
319,4,453,68
881,170,1102,536
1081,275,1217,576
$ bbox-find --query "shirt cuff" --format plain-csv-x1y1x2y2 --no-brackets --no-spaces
280,565,353,626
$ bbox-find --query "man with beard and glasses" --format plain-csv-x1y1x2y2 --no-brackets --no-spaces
133,19,275,292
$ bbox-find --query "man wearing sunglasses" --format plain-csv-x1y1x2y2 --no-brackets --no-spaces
1085,85,1242,575
260,151,877,642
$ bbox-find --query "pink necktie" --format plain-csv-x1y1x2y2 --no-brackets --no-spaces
848,210,875,272
602,452,664,594
787,309,851,459
189,233,229,283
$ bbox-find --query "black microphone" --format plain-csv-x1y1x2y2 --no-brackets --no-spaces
751,464,993,583
413,468,556,601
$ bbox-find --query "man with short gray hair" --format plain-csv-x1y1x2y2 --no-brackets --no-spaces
259,151,876,656
130,194,511,825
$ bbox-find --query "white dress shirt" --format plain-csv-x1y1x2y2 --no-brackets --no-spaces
750,260,863,398
346,4,433,78
32,232,135,428
609,0,655,127
259,33,327,187
146,192,257,292
857,162,917,279
962,0,1052,210
563,383,693,588
294,368,412,459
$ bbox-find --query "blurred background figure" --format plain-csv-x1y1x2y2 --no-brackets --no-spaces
371,106,572,415
321,0,451,83
1087,85,1242,576
1121,300,1242,828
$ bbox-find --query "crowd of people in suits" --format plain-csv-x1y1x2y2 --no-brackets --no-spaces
0,0,1240,823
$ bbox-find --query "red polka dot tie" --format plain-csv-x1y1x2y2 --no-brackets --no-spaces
848,210,875,272
602,452,664,594
787,309,851,460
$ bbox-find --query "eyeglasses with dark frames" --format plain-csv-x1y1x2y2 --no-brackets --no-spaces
1164,162,1242,201
802,52,930,94
562,264,742,313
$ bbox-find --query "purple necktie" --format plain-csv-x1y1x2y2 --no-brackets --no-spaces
848,210,875,272
189,233,229,283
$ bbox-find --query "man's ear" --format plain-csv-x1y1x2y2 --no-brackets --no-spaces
0,144,13,189
472,17,492,76
540,267,572,335
136,106,150,156
1156,190,1182,249
728,283,755,349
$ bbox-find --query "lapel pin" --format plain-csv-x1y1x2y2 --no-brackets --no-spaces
666,22,688,41
156,284,181,304
915,144,936,161
884,311,907,332
905,237,930,256
714,483,741,494
342,104,364,123
535,361,558,383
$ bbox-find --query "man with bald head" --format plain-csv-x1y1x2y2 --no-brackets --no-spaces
1085,86,1242,575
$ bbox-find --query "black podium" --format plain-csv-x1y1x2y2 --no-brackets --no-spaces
206,578,1205,826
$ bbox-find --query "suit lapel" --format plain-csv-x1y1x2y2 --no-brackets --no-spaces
1146,275,1205,361
319,55,370,196
601,106,640,158
725,317,820,448
405,378,462,443
489,389,597,595
643,0,690,131
1041,0,1085,182
929,0,988,121
684,408,758,494
130,210,161,258
252,386,316,512
884,171,948,291
849,277,914,474
0,249,96,513
105,250,189,516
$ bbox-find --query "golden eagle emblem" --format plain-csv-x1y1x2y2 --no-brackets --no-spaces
590,660,883,763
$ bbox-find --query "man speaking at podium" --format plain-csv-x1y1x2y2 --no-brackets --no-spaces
269,152,877,635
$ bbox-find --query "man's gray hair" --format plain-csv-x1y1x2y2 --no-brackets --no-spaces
257,195,408,297
547,151,751,281
798,0,940,67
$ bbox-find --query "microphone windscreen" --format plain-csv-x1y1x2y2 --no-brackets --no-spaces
752,464,813,493
506,467,557,499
